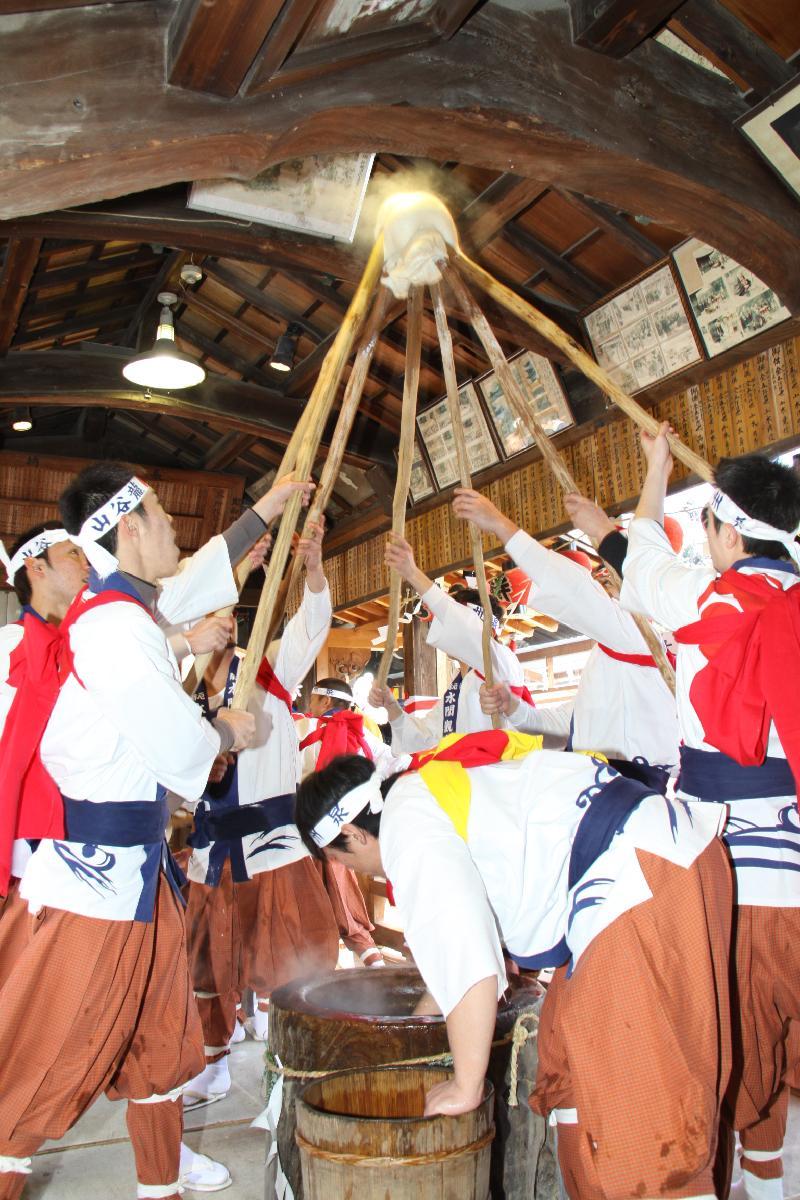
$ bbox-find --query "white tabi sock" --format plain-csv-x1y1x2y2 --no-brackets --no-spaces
731,1170,783,1200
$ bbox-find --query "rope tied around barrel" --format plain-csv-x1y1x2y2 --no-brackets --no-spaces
507,1007,540,1109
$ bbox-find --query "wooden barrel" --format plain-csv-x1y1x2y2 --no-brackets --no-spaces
296,1065,495,1200
268,966,555,1200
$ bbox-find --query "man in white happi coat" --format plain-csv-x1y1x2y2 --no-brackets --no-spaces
182,519,343,1105
452,487,680,793
0,462,312,1199
294,734,732,1200
621,423,800,1200
368,533,526,751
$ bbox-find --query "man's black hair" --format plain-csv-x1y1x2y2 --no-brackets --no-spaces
58,462,142,559
315,675,354,712
448,585,503,623
295,754,402,860
712,454,800,561
8,520,62,606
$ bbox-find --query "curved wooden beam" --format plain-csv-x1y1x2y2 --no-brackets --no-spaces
0,349,396,466
0,4,797,307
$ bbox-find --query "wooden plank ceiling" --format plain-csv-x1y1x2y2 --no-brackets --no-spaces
0,0,797,554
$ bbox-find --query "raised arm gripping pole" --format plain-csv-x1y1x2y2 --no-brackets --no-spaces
182,554,252,696
232,234,385,710
376,285,423,689
455,251,714,485
445,261,677,695
430,280,500,728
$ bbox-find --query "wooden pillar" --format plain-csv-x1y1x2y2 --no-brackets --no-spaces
402,617,438,697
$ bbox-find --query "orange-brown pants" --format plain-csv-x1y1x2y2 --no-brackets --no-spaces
533,841,733,1200
0,876,203,1200
0,880,30,992
714,905,800,1193
186,857,340,1061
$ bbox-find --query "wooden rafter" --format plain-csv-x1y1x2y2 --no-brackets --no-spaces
670,1,794,100
555,189,665,265
570,0,684,56
0,238,43,353
168,0,285,97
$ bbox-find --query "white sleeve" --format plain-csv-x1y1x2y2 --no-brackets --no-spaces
621,518,715,630
365,729,409,779
269,582,332,693
380,784,506,1017
155,534,237,627
506,698,573,744
422,584,524,683
0,623,24,736
389,701,444,753
70,603,221,801
505,530,646,653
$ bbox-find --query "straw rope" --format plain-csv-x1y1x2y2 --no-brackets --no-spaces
295,1126,495,1168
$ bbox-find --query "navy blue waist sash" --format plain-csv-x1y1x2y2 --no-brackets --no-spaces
189,793,295,848
60,792,186,914
62,795,169,845
607,757,669,796
510,772,653,971
679,745,794,802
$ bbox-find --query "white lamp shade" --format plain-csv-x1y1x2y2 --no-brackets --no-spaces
122,339,206,390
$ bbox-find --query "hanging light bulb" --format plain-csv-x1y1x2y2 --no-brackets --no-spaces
269,322,301,373
10,406,33,432
122,292,206,390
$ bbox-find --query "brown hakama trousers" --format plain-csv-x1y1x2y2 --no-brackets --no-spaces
186,857,340,1060
321,860,380,959
532,841,733,1200
716,905,800,1190
0,876,203,1200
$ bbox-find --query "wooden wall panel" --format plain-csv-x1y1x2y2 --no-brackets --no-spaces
321,332,800,612
0,452,244,567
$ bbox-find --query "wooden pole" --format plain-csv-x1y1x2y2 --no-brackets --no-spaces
232,234,385,709
430,281,500,726
446,262,676,695
455,250,714,484
376,285,423,689
275,286,393,625
182,554,251,696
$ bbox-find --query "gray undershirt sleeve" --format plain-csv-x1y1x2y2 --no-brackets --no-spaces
222,508,268,564
211,717,236,753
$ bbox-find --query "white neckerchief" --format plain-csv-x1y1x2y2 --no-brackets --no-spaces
71,477,150,579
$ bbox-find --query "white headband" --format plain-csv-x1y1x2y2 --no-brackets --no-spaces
310,776,384,848
312,686,354,705
0,528,72,586
465,601,502,635
72,477,150,580
710,489,800,567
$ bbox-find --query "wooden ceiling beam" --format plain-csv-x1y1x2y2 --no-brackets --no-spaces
202,430,258,470
460,175,548,252
13,304,141,349
17,276,152,325
569,0,684,57
498,221,605,307
0,348,396,465
555,188,665,265
29,249,165,291
1,4,797,306
0,238,42,354
178,324,278,389
168,0,285,97
670,1,795,101
201,260,324,342
181,291,276,354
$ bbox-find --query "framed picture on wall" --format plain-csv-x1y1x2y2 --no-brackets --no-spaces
583,262,703,390
736,77,800,204
416,382,499,490
407,438,436,504
478,350,572,457
672,238,791,358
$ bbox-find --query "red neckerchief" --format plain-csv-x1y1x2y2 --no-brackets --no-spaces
299,710,373,770
255,658,293,712
0,585,151,894
475,671,535,708
674,568,800,804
